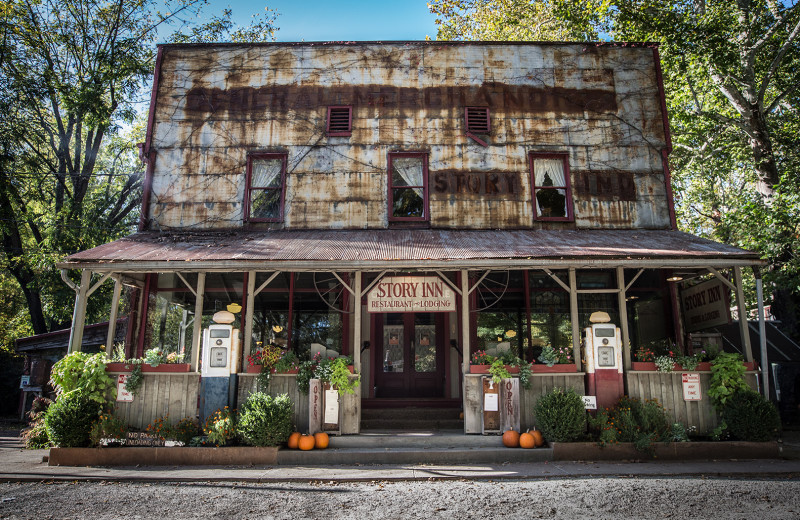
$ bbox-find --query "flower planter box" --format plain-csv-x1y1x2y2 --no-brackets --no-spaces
469,365,521,374
631,361,754,372
48,446,278,467
246,366,300,374
106,363,191,373
531,363,578,373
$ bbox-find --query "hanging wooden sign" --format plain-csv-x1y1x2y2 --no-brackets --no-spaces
367,276,456,313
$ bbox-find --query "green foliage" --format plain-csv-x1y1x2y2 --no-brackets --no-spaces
708,352,750,407
537,345,572,367
720,390,781,442
44,391,102,447
533,387,587,442
90,413,129,446
329,358,360,395
124,365,144,396
488,359,511,384
171,417,201,445
21,397,52,449
237,393,294,447
204,407,236,447
590,397,672,455
50,352,116,404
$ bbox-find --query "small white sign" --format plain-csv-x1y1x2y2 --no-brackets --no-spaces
116,374,134,402
19,375,30,389
582,396,597,410
324,389,339,425
484,392,499,412
682,373,702,401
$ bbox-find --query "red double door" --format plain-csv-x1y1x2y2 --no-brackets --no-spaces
372,312,447,398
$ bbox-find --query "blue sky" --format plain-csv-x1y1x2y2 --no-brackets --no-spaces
205,0,439,41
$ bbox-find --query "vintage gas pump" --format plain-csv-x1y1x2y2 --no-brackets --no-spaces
584,313,624,411
200,311,240,423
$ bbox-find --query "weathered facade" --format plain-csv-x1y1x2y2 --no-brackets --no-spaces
59,42,767,435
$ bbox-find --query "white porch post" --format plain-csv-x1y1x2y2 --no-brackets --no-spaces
353,271,362,374
68,269,92,354
755,267,769,398
616,267,631,370
105,275,122,359
190,273,206,371
460,270,470,376
569,268,581,367
243,271,257,363
733,267,754,362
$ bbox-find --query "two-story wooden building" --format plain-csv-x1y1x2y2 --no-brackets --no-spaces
58,42,765,434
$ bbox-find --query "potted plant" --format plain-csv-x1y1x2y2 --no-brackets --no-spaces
296,353,357,395
533,345,577,373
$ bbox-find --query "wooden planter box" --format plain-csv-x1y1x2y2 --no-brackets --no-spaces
49,446,278,467
630,361,757,372
531,363,578,373
106,363,191,373
470,365,521,374
246,366,300,374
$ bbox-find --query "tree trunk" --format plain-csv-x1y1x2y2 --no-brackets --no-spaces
747,104,780,197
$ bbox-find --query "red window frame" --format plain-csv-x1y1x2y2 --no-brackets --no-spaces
465,107,490,134
327,106,352,136
529,152,574,222
244,152,287,223
388,152,429,224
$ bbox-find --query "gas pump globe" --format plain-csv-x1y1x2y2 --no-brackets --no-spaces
584,312,624,411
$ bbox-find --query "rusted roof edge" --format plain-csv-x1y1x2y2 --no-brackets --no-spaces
156,40,660,50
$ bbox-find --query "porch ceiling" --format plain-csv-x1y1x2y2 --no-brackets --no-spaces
57,229,763,272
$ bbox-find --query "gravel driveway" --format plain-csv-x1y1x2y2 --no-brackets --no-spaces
1,477,799,519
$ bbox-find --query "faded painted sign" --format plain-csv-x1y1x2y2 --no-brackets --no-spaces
367,276,456,313
681,279,730,332
117,374,134,402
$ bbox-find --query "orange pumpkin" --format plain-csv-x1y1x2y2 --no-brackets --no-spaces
287,432,301,449
314,432,330,449
519,431,535,449
531,427,545,447
298,434,315,451
502,429,520,448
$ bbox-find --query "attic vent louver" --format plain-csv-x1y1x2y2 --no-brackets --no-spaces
327,106,352,136
465,107,490,134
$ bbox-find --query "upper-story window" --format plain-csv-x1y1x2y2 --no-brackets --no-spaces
245,153,286,222
529,152,573,221
327,106,352,136
388,152,429,223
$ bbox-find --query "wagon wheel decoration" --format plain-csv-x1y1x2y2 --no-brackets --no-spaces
471,270,510,312
313,272,355,314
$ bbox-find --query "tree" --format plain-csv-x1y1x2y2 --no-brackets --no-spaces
0,0,279,337
430,0,800,339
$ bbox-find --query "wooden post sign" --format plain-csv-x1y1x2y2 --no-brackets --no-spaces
308,379,322,434
482,377,500,433
500,378,520,433
322,382,341,433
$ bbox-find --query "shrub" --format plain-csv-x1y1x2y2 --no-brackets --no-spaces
50,352,116,404
204,407,236,446
590,396,672,454
720,390,781,442
21,397,52,449
237,392,294,447
90,413,129,446
171,417,201,445
533,387,586,442
709,352,750,407
44,391,102,447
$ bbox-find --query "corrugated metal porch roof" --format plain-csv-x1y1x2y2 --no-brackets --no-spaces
58,229,763,272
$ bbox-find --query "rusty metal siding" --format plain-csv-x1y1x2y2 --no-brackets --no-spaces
147,43,670,231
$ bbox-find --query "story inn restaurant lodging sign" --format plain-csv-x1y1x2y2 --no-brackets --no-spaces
55,42,769,436
367,276,456,313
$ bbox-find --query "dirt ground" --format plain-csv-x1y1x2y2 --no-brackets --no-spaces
1,477,799,520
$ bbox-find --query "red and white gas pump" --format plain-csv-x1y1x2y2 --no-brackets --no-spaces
584,317,624,411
